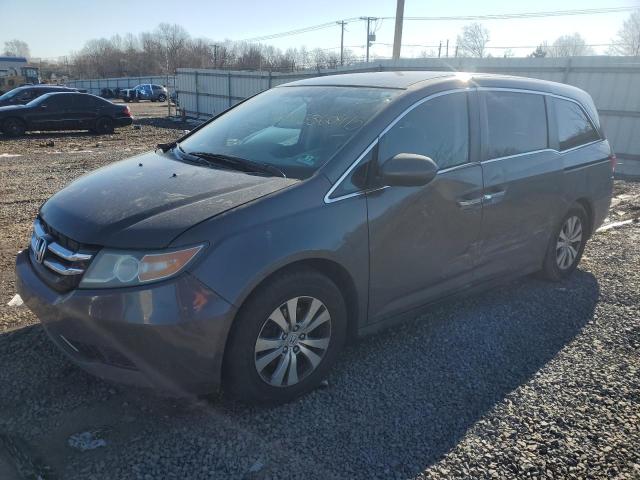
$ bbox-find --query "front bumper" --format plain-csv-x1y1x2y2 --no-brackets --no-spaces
15,250,237,395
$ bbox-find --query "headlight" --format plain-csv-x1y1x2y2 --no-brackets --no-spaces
79,244,204,288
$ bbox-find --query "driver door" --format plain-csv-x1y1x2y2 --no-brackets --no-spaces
367,91,484,323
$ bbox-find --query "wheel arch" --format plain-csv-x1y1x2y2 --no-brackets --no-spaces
232,257,361,341
2,116,27,132
575,197,594,236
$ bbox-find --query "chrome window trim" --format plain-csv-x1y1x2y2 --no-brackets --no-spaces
480,148,557,165
324,139,378,204
324,86,605,204
477,86,602,157
480,140,605,165
324,88,471,204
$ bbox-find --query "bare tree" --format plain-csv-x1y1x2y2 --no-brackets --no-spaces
546,33,594,57
68,22,358,78
3,39,30,58
609,10,640,56
529,44,547,58
155,23,190,72
456,23,490,58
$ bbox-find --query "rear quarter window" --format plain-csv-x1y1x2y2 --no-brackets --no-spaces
483,91,548,159
553,97,601,151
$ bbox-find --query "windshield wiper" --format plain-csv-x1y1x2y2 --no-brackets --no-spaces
184,150,286,178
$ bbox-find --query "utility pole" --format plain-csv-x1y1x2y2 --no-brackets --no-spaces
392,0,405,60
446,40,449,58
438,41,442,58
337,21,346,66
211,44,220,68
360,17,377,62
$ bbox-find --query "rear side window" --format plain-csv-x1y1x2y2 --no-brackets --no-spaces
378,92,469,169
483,91,547,159
41,95,73,109
553,97,600,151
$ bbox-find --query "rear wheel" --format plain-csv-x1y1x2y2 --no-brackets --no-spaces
3,117,26,136
223,269,347,404
541,205,589,280
157,93,167,102
94,116,114,134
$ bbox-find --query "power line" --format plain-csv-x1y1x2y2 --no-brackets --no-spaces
394,6,637,21
240,18,360,42
235,6,636,43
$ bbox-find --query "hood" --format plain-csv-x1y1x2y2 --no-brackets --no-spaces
0,103,27,111
40,150,298,248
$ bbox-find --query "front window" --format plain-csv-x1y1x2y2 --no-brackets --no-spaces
378,92,470,169
178,86,399,179
0,88,23,102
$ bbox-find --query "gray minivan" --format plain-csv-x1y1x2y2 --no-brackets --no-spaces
16,72,614,404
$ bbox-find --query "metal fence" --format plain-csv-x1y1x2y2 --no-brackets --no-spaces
66,75,175,96
175,56,640,163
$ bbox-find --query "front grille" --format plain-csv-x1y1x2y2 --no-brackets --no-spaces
29,218,98,292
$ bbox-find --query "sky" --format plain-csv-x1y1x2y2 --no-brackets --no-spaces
0,0,638,60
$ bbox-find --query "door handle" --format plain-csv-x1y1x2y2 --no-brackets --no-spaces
457,197,483,209
483,190,506,204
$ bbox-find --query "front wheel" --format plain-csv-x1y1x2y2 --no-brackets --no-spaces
3,118,26,136
223,269,347,404
540,205,589,281
157,94,167,102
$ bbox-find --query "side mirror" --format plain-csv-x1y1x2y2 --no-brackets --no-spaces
379,153,438,187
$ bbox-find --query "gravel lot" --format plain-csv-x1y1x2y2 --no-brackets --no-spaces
0,103,639,479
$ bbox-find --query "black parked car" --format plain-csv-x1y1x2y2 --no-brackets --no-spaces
16,72,613,404
0,92,133,136
0,85,81,107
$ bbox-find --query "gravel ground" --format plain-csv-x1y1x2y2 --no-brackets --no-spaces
0,107,639,479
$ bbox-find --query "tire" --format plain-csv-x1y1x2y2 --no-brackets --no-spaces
223,268,347,404
157,94,167,102
94,116,114,134
3,117,26,137
540,204,589,281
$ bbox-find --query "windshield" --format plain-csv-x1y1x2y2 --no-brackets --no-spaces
0,89,23,101
26,93,51,106
178,86,399,179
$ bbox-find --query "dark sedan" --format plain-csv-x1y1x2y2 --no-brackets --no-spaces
0,85,81,107
0,92,133,136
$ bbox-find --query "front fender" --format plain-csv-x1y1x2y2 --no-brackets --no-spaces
172,176,370,330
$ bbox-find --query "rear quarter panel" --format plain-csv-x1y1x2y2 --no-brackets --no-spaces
560,140,613,232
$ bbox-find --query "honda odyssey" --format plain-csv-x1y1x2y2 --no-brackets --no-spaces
16,72,613,404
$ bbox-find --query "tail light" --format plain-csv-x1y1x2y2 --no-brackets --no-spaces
122,106,131,117
609,153,617,172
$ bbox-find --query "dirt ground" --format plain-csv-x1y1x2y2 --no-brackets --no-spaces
0,103,639,479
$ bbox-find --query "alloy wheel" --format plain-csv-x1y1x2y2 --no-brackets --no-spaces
254,296,331,387
556,215,583,270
